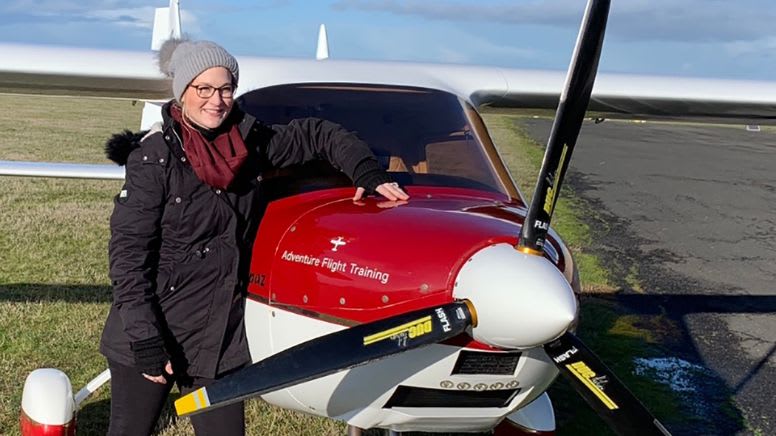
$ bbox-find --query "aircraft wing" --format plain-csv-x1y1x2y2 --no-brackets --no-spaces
2,42,776,122
234,57,776,123
0,160,124,179
0,43,168,99
1,43,775,180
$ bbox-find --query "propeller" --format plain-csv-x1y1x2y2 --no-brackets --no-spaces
544,333,672,436
517,0,672,434
175,301,476,416
517,0,608,255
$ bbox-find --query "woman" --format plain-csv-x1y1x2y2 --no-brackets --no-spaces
100,39,407,436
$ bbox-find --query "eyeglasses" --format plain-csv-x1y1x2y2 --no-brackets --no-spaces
190,84,236,99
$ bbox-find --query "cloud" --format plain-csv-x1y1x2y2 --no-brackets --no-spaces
0,1,160,29
1,0,153,14
328,21,536,66
724,37,776,59
0,1,201,44
84,7,156,29
607,0,776,44
331,0,776,44
331,0,579,27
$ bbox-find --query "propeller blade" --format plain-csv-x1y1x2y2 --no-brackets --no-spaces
519,0,610,254
519,1,669,433
545,332,672,436
175,300,475,417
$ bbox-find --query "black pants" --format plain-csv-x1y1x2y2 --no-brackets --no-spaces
107,361,245,436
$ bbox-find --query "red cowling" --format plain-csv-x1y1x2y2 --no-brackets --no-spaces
249,186,566,325
20,412,76,436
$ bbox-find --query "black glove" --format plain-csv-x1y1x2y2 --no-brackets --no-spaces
352,159,394,194
130,336,169,376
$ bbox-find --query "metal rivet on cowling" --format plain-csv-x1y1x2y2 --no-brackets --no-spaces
181,157,186,162
290,226,296,232
303,295,308,303
164,135,171,141
339,297,346,305
159,158,165,163
381,295,389,303
175,197,181,204
420,283,429,292
142,155,148,161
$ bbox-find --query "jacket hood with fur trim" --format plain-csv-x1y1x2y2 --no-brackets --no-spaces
104,130,148,166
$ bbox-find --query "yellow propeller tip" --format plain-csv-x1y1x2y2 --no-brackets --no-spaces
175,387,211,416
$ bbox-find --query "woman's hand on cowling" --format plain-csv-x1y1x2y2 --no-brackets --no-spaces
353,182,409,202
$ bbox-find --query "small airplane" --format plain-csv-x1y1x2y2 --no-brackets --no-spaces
3,1,776,435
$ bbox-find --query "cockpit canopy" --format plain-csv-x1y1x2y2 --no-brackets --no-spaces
238,83,518,199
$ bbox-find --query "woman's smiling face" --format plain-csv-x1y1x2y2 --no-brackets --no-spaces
181,67,235,129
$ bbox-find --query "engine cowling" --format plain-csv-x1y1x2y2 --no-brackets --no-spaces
249,187,576,328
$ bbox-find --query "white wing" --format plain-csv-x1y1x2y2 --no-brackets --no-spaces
3,42,775,121
233,57,776,122
1,42,775,180
0,43,167,99
0,160,124,179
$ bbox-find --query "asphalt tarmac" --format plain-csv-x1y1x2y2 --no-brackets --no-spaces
519,118,775,435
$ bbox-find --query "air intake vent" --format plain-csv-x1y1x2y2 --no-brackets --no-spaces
384,386,520,408
452,350,521,375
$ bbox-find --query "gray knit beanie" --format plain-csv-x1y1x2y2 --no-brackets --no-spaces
157,39,239,102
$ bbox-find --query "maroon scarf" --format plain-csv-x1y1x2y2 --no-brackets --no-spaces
170,105,249,190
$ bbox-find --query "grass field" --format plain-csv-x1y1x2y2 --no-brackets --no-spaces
1,94,675,435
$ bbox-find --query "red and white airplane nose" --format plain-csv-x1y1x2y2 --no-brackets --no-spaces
20,369,76,436
453,243,578,349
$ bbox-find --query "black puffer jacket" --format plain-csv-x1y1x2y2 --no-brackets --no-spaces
100,102,390,378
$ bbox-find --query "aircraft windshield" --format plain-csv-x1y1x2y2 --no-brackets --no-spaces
238,84,515,198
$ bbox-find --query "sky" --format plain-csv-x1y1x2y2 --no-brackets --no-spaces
1,0,775,81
